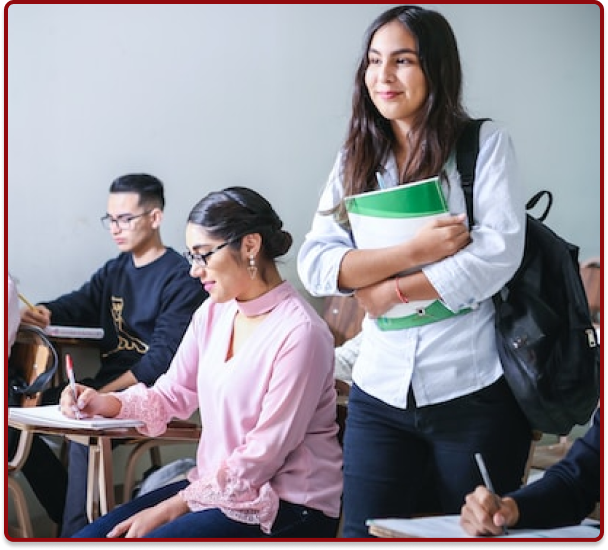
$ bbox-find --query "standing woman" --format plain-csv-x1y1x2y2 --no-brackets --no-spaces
297,5,531,538
64,187,343,538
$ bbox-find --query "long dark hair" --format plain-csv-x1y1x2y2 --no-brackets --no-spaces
188,187,293,282
336,5,469,222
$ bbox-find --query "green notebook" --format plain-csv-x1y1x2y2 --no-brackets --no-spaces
345,177,468,331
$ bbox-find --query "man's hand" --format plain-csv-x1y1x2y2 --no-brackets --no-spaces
460,486,520,536
20,304,51,328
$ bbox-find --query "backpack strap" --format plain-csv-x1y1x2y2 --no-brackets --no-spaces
457,119,553,227
526,189,553,222
456,118,490,228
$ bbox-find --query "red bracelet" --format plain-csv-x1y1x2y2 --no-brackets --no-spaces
395,277,409,303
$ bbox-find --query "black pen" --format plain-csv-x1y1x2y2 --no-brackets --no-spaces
474,453,508,536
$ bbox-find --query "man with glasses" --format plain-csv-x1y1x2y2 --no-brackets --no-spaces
19,173,208,537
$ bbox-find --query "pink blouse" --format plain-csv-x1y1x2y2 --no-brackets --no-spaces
115,281,343,533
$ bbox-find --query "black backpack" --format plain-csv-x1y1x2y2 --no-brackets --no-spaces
457,118,600,435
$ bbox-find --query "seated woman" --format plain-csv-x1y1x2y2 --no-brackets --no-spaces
61,186,343,539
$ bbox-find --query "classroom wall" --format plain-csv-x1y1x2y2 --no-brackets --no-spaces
6,4,601,305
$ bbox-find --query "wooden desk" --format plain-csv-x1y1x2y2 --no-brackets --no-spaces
8,417,201,521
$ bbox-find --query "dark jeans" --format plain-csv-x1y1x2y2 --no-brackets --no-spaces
61,440,123,537
73,480,339,539
341,377,532,538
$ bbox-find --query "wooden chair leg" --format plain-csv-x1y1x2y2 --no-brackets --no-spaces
7,476,34,538
149,446,162,468
122,440,166,503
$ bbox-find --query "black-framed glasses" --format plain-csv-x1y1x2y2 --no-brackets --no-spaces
100,210,153,231
183,239,236,268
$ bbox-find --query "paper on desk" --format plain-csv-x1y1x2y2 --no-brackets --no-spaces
9,405,143,430
366,515,600,539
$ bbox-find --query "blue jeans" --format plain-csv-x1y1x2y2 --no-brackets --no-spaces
341,377,531,538
73,480,339,539
61,439,123,537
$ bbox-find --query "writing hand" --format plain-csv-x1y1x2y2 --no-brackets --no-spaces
20,304,51,328
460,486,519,536
59,386,121,419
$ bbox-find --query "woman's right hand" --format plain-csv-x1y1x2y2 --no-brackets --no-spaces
59,384,121,419
20,304,51,328
410,213,470,266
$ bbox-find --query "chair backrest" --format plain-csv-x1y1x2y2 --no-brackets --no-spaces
9,325,59,408
8,325,59,467
580,257,600,325
323,296,366,449
322,295,366,347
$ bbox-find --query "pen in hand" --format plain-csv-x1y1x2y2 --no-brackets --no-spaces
474,452,508,535
65,354,82,420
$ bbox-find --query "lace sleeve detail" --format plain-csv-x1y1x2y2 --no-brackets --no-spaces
112,384,169,437
180,463,280,534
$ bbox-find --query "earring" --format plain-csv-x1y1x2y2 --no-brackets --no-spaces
247,254,257,280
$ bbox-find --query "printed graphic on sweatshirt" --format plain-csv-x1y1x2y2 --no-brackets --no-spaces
102,296,149,357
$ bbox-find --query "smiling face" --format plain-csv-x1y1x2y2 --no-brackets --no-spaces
364,20,428,131
185,222,250,303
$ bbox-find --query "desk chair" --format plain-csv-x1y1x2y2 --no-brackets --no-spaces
323,295,366,347
120,419,201,503
7,325,59,539
580,257,601,328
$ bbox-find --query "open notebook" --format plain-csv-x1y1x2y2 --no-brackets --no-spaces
9,405,143,430
366,515,600,539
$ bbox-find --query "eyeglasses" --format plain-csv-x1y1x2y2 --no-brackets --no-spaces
100,210,152,231
183,240,235,268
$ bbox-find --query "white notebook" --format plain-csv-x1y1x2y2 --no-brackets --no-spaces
9,405,143,430
366,515,600,539
44,325,104,339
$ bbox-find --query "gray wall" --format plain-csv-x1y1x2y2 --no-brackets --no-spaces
7,4,601,305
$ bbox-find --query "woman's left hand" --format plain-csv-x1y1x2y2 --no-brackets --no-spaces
106,495,189,538
354,279,395,318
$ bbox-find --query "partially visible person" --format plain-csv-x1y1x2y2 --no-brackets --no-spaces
7,273,21,356
297,5,530,538
334,331,361,388
20,173,208,536
7,272,25,461
62,186,343,539
461,409,600,535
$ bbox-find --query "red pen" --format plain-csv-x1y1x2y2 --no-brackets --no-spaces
65,354,82,419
